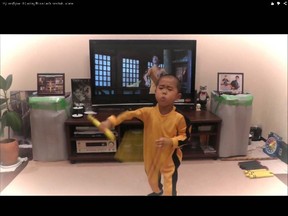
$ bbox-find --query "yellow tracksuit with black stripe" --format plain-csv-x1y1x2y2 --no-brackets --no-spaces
108,104,190,196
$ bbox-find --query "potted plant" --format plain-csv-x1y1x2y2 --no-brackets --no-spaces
0,74,22,166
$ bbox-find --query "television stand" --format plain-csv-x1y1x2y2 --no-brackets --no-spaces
64,110,222,163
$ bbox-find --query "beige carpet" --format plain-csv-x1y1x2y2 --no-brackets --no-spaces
1,159,287,196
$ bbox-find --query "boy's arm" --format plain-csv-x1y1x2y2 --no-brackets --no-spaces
156,117,189,149
102,109,144,129
171,117,189,149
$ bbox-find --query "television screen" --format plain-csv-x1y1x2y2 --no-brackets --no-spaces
89,39,197,107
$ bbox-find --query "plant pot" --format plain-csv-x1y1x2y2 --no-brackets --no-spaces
0,138,19,166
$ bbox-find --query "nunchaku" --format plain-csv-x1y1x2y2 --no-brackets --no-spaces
87,114,116,141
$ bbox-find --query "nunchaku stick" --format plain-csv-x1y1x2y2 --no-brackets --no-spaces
87,114,116,141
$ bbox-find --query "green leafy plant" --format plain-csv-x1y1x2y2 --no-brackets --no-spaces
0,74,22,140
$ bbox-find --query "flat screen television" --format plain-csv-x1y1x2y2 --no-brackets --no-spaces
89,39,197,108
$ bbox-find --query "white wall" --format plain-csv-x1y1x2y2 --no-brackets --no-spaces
1,34,287,142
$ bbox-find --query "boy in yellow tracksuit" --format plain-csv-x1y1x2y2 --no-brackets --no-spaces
100,74,190,196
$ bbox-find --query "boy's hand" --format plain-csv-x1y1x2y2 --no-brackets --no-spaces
87,115,115,141
155,137,172,148
99,119,113,132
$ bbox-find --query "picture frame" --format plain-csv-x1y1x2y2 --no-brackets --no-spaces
217,72,244,94
71,78,91,106
37,73,65,96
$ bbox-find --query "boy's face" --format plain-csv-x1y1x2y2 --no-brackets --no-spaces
155,76,181,106
152,56,159,64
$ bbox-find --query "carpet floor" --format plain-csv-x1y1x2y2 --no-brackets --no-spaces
1,158,287,196
1,141,287,195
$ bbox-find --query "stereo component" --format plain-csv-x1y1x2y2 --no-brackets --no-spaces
76,140,117,153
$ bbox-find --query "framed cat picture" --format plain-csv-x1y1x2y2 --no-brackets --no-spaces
71,78,91,106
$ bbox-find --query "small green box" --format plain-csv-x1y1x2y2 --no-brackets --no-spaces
277,141,288,164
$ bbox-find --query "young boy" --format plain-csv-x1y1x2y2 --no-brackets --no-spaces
99,74,191,196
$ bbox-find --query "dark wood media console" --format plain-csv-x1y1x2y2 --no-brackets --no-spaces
64,109,222,163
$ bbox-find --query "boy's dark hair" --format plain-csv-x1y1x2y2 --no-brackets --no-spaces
156,74,182,93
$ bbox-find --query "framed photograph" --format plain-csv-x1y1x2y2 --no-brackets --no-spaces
37,73,65,96
71,78,91,106
217,72,244,94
